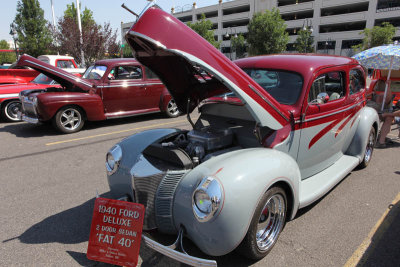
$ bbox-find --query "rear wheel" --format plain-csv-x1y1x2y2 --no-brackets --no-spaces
52,106,85,134
237,187,287,260
359,126,375,168
164,99,180,118
1,100,22,122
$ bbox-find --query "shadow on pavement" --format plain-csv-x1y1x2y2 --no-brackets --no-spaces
3,190,254,266
356,200,400,267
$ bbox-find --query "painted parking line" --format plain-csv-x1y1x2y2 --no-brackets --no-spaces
46,119,187,146
344,192,400,267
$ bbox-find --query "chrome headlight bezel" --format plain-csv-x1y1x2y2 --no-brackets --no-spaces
192,176,223,222
105,145,122,175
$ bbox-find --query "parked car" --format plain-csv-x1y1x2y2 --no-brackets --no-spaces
105,7,379,266
0,55,83,85
0,71,81,122
17,55,179,133
367,69,400,108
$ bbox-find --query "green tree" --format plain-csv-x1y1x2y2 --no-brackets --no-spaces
353,22,396,51
122,44,134,58
187,14,221,49
231,33,247,58
12,0,53,57
63,2,95,28
0,40,17,64
294,28,314,53
247,8,289,55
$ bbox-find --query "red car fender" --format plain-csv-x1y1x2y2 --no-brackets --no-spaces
159,88,172,112
36,93,105,121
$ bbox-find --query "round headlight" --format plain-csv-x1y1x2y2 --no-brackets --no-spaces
194,190,212,213
192,176,223,222
106,145,122,175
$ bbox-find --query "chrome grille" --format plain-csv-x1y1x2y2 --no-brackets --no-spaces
155,170,188,234
133,172,165,230
21,100,37,118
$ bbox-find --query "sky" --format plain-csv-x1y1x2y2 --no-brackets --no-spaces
1,0,220,43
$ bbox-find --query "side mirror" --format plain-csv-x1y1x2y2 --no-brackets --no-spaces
317,92,329,103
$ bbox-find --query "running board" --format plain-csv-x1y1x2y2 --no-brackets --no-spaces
299,155,360,208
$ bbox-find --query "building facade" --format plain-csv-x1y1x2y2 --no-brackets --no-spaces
122,0,400,58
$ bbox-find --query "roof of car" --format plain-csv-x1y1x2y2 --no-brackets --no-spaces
234,54,359,76
94,58,139,66
37,55,74,60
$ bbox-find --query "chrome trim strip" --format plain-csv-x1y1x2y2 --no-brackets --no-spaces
300,101,364,123
128,31,167,49
99,82,163,88
248,84,289,122
25,60,93,88
142,235,217,267
0,93,19,98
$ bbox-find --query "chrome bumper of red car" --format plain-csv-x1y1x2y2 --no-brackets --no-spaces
142,234,217,267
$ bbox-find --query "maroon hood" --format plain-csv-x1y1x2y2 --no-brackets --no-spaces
125,7,289,129
16,55,94,92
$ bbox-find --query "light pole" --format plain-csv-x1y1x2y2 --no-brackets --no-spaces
76,0,85,67
302,18,313,53
325,37,332,54
224,28,237,60
9,23,18,59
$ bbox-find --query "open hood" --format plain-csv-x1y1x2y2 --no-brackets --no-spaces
16,55,94,92
126,7,290,130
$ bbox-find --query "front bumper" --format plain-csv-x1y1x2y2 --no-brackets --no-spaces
142,235,217,267
20,113,39,124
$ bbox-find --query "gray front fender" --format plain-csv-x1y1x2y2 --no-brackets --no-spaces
173,148,301,256
107,128,183,198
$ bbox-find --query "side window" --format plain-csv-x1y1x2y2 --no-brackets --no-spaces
349,69,365,95
308,71,345,103
56,60,75,68
113,65,142,80
144,66,159,79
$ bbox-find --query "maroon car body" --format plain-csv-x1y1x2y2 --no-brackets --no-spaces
17,55,178,133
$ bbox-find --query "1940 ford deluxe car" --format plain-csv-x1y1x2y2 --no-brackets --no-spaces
105,6,379,266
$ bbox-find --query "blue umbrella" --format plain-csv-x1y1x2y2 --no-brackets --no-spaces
353,42,400,111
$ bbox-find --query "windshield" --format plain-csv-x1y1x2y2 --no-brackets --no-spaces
243,68,303,105
32,73,54,85
82,65,107,80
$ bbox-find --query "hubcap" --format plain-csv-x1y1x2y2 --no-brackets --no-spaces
364,129,375,163
5,101,22,121
60,108,81,131
167,99,179,116
256,194,285,251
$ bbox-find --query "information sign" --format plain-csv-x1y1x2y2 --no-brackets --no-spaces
87,198,145,267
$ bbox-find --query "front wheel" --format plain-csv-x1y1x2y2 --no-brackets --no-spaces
237,187,287,260
164,99,180,118
358,126,375,168
1,100,22,122
52,106,85,134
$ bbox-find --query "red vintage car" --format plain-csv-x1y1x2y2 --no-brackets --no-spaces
368,69,400,108
0,55,82,85
17,55,179,133
0,71,81,122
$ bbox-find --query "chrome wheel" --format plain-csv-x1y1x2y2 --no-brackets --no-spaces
60,108,81,130
2,100,22,122
165,99,180,118
237,187,287,260
53,106,85,134
359,126,375,168
256,194,286,251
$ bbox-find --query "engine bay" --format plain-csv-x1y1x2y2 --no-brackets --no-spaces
143,102,270,169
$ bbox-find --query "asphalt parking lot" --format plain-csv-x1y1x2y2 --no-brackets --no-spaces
0,114,399,267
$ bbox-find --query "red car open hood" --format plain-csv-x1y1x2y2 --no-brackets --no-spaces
126,7,289,129
16,55,94,92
